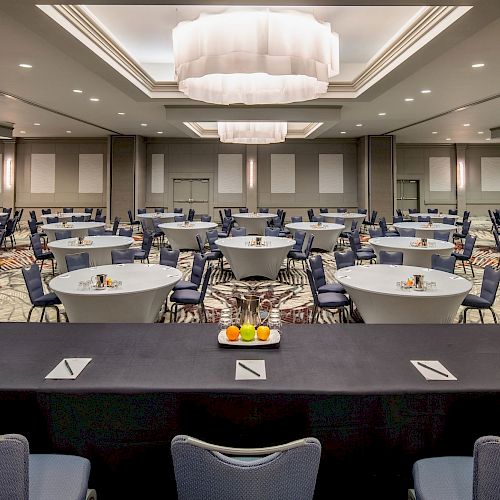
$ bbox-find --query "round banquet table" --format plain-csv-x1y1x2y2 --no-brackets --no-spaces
137,212,177,231
409,213,459,223
393,222,456,240
0,212,8,217
159,221,217,250
42,222,106,242
322,212,366,224
232,213,278,235
335,264,471,323
368,237,455,268
48,235,134,273
50,263,182,323
41,212,91,223
285,222,345,251
216,236,295,280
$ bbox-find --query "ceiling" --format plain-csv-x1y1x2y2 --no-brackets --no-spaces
0,0,500,144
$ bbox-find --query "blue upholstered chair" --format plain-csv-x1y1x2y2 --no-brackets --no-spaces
111,249,135,264
30,234,55,274
442,217,456,225
134,231,153,263
286,231,306,270
453,220,471,243
379,250,403,265
118,227,133,237
127,210,140,231
379,217,399,237
218,217,234,238
160,248,180,268
398,227,417,238
335,207,346,213
154,207,165,213
29,210,42,226
55,231,71,241
433,230,450,241
412,435,500,500
418,216,431,222
231,227,247,237
311,215,325,223
369,228,383,238
408,208,418,214
0,433,95,500
239,207,249,213
173,253,207,291
427,208,438,213
174,215,186,222
62,207,74,213
203,230,224,269
258,207,269,213
307,209,314,222
88,227,106,236
357,208,368,216
291,216,303,223
341,220,358,245
137,208,146,215
448,209,458,215
349,230,376,263
334,249,356,270
171,435,320,500
174,208,183,214
461,265,500,323
22,264,61,322
309,254,345,294
265,227,280,237
307,268,349,323
95,215,106,223
362,210,377,232
3,219,16,248
393,216,404,224
71,216,85,222
431,254,456,274
452,234,476,276
46,216,59,224
396,208,403,217
41,208,52,215
319,207,328,213
188,208,195,222
65,252,90,272
169,265,212,322
287,234,314,271
201,215,212,222
456,210,470,228
105,216,120,236
151,218,165,248
493,230,500,269
84,207,93,217
28,218,47,246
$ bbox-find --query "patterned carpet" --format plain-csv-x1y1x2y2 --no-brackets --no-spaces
0,218,498,324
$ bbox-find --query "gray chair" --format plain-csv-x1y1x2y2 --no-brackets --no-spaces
171,434,321,500
258,207,269,213
88,227,106,236
134,232,153,263
118,227,133,237
379,217,399,237
442,217,456,225
154,207,165,213
287,234,314,270
111,249,135,264
265,227,280,237
22,264,61,322
379,250,403,265
218,217,234,238
71,216,85,222
433,230,450,241
291,216,303,223
349,230,376,263
448,209,458,215
454,220,471,242
337,208,347,213
201,215,212,222
174,215,186,222
239,207,249,213
334,249,356,270
461,265,500,323
452,234,476,276
398,228,417,238
0,433,95,500
55,231,71,241
319,207,329,213
369,228,383,238
160,248,180,268
46,216,59,224
311,215,325,223
30,234,55,274
231,227,247,237
204,229,224,269
65,252,90,272
418,216,431,222
174,208,183,214
173,253,207,291
431,254,456,274
127,210,140,231
412,435,500,500
105,216,120,236
309,254,345,294
188,208,195,222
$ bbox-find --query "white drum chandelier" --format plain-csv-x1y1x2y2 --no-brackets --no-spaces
217,122,287,144
173,9,339,105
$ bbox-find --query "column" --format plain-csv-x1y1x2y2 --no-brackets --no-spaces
245,145,257,212
2,141,16,210
368,135,395,220
455,144,466,214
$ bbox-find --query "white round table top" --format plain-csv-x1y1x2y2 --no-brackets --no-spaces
409,213,459,220
285,222,345,232
322,212,366,220
215,235,295,250
137,212,178,219
335,264,471,298
50,263,182,296
233,213,277,220
0,212,8,217
394,222,456,232
41,221,106,231
48,235,134,249
158,221,217,231
368,237,455,252
43,212,89,218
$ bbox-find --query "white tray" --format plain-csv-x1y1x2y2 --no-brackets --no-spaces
218,329,281,348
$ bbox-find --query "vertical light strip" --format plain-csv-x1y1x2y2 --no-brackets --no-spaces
249,159,255,189
5,159,12,189
457,161,465,189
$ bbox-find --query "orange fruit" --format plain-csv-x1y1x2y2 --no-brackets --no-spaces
226,325,240,341
257,325,271,341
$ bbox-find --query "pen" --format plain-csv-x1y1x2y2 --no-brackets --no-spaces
238,361,261,378
64,359,74,376
417,361,449,378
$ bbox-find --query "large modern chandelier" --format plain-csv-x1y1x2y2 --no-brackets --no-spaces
173,9,339,105
218,122,287,144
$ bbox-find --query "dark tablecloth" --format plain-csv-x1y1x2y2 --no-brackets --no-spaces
2,323,500,499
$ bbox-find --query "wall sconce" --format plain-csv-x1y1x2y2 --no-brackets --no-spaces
249,159,255,189
457,161,465,190
5,159,12,189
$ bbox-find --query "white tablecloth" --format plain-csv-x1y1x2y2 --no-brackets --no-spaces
42,222,106,242
335,264,471,323
50,263,182,323
369,237,455,268
408,213,458,223
137,212,177,231
322,212,366,225
285,222,345,251
159,222,217,250
393,222,456,240
216,236,295,280
232,213,277,235
41,212,91,223
48,236,135,273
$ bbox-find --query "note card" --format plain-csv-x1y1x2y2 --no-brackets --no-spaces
45,358,92,380
235,360,266,380
411,360,457,381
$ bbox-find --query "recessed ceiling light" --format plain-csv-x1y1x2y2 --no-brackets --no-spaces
89,97,100,102
378,112,386,116
455,106,468,112
404,98,414,102
33,123,40,126
472,63,485,68
432,131,438,134
140,123,148,127
356,123,363,127
19,130,26,134
117,112,125,115
463,123,470,127
446,138,452,141
66,130,72,134
478,131,484,134
420,89,432,94
340,131,346,134
18,63,32,68
156,131,164,134
72,89,83,94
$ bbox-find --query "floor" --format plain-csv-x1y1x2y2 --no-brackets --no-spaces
0,218,498,324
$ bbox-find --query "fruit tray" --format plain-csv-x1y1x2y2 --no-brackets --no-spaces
218,329,281,348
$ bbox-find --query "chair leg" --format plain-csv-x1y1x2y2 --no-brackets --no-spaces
462,260,466,274
470,261,474,277
478,309,484,324
311,305,317,323
40,306,46,322
54,306,61,323
51,259,55,275
27,306,35,323
169,303,174,323
490,308,498,324
463,307,468,324
200,303,207,323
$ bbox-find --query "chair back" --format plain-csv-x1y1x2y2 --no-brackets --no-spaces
88,227,106,236
141,232,153,257
379,251,403,265
55,230,70,240
231,227,247,237
418,216,430,222
201,215,212,222
84,208,93,215
0,214,8,227
41,208,51,215
95,215,106,223
442,217,455,225
408,208,417,214
63,208,73,213
0,229,5,248
46,217,59,224
29,210,37,221
379,217,388,234
292,231,306,252
118,227,133,237
431,254,456,274
335,249,355,269
494,230,500,252
396,208,403,217
357,208,367,215
221,217,233,232
224,208,232,218
334,217,345,226
291,216,303,223
155,208,165,213
239,207,249,213
473,435,500,500
188,209,196,222
370,210,378,224
160,248,180,268
319,208,328,213
170,434,321,500
199,266,213,302
96,208,103,217
259,208,269,213
309,254,327,288
480,266,500,305
111,217,120,235
137,208,146,215
5,218,16,237
307,209,314,222
194,234,205,254
393,216,403,223
190,253,208,287
369,228,383,238
433,230,450,241
337,208,347,213
174,208,183,213
265,227,280,237
427,208,438,214
304,234,315,257
72,216,84,222
65,252,90,272
448,209,458,215
111,249,135,264
22,263,45,303
397,228,416,238
206,229,220,251
128,210,135,224
174,215,186,222
463,210,470,221
461,220,471,236
311,215,324,223
28,219,38,235
349,230,361,252
0,433,29,500
462,234,477,258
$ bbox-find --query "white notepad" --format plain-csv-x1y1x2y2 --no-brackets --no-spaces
235,360,266,380
45,358,92,380
411,360,457,381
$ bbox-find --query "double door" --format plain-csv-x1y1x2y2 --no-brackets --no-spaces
396,180,420,212
173,179,209,215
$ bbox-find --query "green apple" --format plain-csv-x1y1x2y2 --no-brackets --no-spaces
240,323,256,342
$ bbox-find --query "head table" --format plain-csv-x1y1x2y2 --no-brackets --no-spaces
335,264,471,323
285,221,344,251
41,212,91,223
232,213,277,235
158,221,217,250
137,212,177,231
50,263,182,322
41,221,106,242
394,222,456,240
216,235,295,280
48,235,135,273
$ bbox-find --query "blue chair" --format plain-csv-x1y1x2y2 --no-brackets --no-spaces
493,230,500,269
427,208,438,213
188,208,195,222
334,249,356,269
396,208,403,217
95,215,106,223
287,234,314,271
46,216,59,224
362,210,377,232
105,216,120,236
239,207,249,213
265,227,280,237
408,208,418,214
320,208,329,213
307,209,314,222
442,217,456,225
201,215,212,222
55,231,71,241
28,218,47,246
134,231,153,263
431,254,456,274
341,220,358,245
170,265,212,322
174,208,183,214
349,230,376,263
412,435,500,500
398,227,417,238
453,220,471,243
418,216,431,222
291,216,303,223
160,248,180,268
307,268,349,323
369,228,383,238
456,210,470,228
231,227,247,237
393,216,403,224
309,254,345,293
311,215,324,223
0,433,95,500
41,208,52,215
223,208,232,218
137,208,146,215
128,210,140,231
94,208,103,220
205,229,224,269
30,234,55,274
452,234,476,277
29,210,43,226
118,227,133,237
173,253,207,291
111,249,135,264
65,252,90,272
433,230,450,241
218,217,234,238
287,231,306,263
84,207,93,217
72,216,85,222
357,208,367,215
171,434,320,500
62,207,73,213
154,207,165,213
174,215,186,222
258,207,269,213
22,264,61,321
379,217,399,237
88,227,106,236
151,218,165,248
448,209,458,215
379,250,403,265
337,208,347,213
461,265,500,323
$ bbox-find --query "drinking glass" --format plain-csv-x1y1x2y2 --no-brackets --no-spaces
219,308,232,330
268,308,282,331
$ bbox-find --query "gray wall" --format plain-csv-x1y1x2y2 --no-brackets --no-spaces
0,142,4,207
369,136,394,220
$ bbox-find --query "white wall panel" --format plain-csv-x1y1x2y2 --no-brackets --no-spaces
429,157,451,192
78,154,103,193
31,154,55,193
481,157,500,191
218,154,243,193
319,154,343,193
151,154,165,193
271,154,295,193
